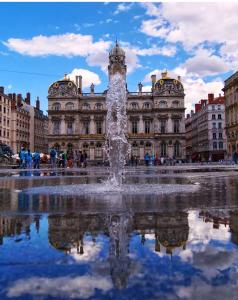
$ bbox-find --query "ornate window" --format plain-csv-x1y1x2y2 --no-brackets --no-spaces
213,142,217,149
53,120,60,134
96,121,102,134
161,142,167,156
218,114,222,120
83,120,90,135
131,102,139,109
143,102,151,109
132,121,138,134
95,142,103,158
219,142,223,149
132,142,139,157
144,120,151,134
83,143,89,157
65,102,74,110
82,103,90,110
159,101,167,108
52,102,61,111
67,122,73,134
145,142,152,154
160,120,166,133
174,119,180,133
172,101,179,108
95,103,103,110
174,141,180,157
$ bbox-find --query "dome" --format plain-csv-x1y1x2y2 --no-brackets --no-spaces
48,74,78,96
109,41,125,56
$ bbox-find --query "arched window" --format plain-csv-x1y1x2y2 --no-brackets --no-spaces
82,103,90,110
65,102,74,110
174,141,180,157
143,102,151,109
159,101,167,108
213,142,217,150
161,142,167,157
52,102,61,110
95,142,102,158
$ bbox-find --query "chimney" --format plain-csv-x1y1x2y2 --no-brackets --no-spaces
17,94,22,106
36,96,40,110
78,75,82,94
8,93,12,99
25,92,31,105
208,93,214,103
151,74,156,91
0,86,4,94
195,103,202,113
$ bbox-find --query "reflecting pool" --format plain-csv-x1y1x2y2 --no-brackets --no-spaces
0,166,238,300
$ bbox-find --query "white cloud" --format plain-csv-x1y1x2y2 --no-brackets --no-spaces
82,23,95,28
114,3,133,15
181,48,230,77
140,2,238,76
4,33,111,58
7,275,113,299
67,68,101,88
133,45,176,57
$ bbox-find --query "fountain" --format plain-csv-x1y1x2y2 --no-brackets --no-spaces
106,72,130,186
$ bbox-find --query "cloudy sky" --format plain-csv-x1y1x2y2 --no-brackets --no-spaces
0,2,237,112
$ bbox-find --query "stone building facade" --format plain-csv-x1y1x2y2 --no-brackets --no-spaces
185,94,226,162
223,71,238,157
0,87,11,146
0,88,48,153
48,43,186,162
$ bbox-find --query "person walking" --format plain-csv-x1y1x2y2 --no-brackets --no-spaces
50,147,57,168
144,152,150,166
233,151,238,164
19,147,26,169
25,149,33,169
33,151,40,169
83,150,88,168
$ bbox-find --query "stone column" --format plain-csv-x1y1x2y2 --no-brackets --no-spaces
167,116,173,133
139,116,144,133
139,146,144,160
89,117,94,134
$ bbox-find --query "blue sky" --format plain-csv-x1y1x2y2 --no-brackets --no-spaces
0,2,237,112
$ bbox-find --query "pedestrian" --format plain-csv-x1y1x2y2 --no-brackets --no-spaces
83,150,88,168
144,152,150,166
25,149,33,169
233,151,238,164
33,151,40,169
19,147,26,169
50,147,57,168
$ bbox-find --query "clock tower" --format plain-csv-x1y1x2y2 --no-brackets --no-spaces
108,41,127,80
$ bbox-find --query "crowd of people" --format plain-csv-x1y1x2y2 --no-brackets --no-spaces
19,148,41,169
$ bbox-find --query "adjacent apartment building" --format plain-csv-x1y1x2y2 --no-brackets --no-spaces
223,71,238,157
185,94,226,162
0,87,48,153
48,42,186,162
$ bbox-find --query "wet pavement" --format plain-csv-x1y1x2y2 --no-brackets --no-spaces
0,166,238,300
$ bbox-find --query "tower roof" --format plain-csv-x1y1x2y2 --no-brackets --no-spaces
109,41,125,56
